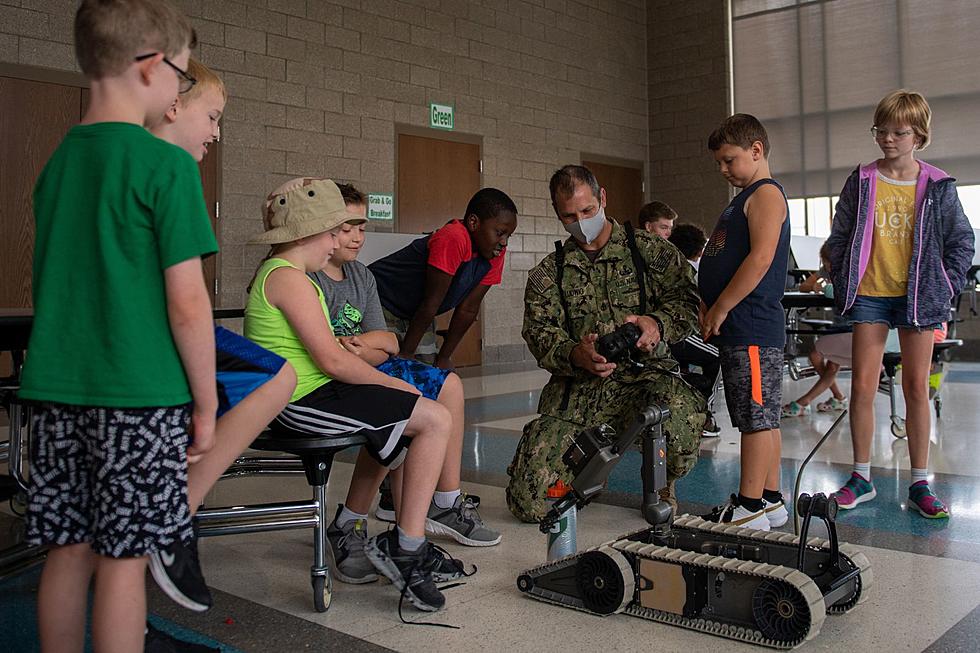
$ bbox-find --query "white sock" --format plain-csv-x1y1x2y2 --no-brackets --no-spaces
433,489,461,509
337,505,367,527
397,526,425,552
854,462,871,482
911,468,929,485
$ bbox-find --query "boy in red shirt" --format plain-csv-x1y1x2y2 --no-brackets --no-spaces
369,188,518,369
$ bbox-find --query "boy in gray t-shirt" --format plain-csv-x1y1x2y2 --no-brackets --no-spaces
312,184,501,564
314,260,386,337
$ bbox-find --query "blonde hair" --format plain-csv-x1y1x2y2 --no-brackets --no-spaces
75,0,196,78
182,58,228,105
874,90,931,149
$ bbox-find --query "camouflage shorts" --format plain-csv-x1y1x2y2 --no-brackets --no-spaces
505,373,706,523
381,307,438,357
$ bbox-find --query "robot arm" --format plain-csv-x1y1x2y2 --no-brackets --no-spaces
539,404,672,533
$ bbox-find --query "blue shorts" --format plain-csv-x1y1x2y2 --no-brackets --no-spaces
215,327,287,417
376,357,451,400
847,295,938,331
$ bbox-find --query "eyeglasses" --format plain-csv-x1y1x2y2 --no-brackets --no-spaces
870,126,914,141
134,53,197,93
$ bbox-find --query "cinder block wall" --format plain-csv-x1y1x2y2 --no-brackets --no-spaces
1,0,732,365
647,0,731,233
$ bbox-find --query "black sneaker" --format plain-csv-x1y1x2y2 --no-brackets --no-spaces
144,621,219,652
149,523,213,612
425,542,476,582
375,481,396,523
365,530,445,612
702,413,721,437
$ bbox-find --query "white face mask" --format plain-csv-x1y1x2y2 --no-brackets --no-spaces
563,206,607,244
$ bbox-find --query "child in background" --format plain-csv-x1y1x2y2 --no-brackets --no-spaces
782,242,849,416
18,2,212,649
149,58,297,612
698,114,792,531
245,178,453,612
638,200,677,238
825,90,974,517
668,223,722,436
314,184,500,549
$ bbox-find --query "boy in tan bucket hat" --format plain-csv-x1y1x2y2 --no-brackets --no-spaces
245,178,455,613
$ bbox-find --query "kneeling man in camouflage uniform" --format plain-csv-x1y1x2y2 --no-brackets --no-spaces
506,165,707,522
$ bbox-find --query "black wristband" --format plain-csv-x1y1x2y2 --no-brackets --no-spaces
650,315,665,339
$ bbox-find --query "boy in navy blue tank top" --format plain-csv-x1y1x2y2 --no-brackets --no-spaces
698,114,791,531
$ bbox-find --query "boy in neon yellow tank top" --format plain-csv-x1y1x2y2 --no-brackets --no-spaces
245,178,454,613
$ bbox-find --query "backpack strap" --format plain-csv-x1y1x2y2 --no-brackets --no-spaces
554,240,574,411
554,240,573,336
623,223,647,315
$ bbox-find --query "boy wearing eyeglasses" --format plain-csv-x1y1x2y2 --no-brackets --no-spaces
17,2,216,650
825,90,974,519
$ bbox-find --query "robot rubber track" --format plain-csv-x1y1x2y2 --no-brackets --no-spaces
518,515,872,649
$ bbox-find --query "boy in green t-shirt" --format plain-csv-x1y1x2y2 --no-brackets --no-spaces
18,2,215,649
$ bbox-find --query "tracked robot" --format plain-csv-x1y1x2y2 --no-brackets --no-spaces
516,403,872,649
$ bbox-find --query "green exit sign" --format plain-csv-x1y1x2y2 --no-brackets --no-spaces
430,103,454,130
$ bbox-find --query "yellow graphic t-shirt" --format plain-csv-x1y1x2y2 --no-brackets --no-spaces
858,172,917,296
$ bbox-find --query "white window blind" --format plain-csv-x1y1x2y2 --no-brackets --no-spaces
732,0,980,203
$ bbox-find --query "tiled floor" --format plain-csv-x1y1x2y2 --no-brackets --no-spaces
198,361,980,651
5,361,980,651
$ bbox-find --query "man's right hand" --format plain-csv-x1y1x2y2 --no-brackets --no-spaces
570,333,617,378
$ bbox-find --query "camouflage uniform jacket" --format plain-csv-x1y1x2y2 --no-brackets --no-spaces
523,220,701,424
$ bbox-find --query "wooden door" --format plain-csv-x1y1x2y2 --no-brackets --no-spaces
583,159,644,226
397,133,483,366
0,77,81,379
0,77,80,309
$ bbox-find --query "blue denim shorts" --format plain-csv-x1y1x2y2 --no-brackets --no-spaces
847,295,937,330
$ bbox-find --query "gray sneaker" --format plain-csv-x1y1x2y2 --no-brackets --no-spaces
326,504,378,584
426,494,501,547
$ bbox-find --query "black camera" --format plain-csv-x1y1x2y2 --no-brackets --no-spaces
595,322,641,363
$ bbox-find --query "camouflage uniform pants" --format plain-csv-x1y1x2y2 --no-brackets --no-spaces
506,373,706,523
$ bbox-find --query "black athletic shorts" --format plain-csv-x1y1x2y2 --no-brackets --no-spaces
272,380,419,467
